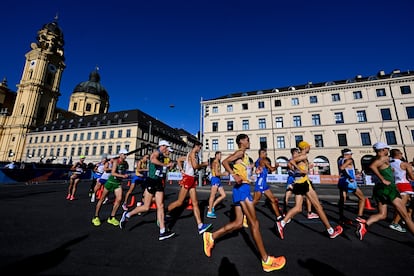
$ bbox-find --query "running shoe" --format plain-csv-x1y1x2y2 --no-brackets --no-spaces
207,211,216,219
69,195,75,201
159,230,175,241
276,221,284,240
203,232,214,257
355,216,366,223
243,215,249,228
329,225,343,239
262,255,286,272
389,223,407,233
356,222,367,240
107,217,120,226
91,217,101,226
198,223,213,235
122,203,128,211
66,194,71,200
307,212,319,219
119,211,129,229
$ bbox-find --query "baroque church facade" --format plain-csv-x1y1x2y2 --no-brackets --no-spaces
0,18,196,168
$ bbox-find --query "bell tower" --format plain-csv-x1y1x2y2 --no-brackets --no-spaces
0,17,65,161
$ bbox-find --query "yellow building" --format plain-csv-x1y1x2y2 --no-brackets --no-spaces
0,18,197,168
201,70,414,175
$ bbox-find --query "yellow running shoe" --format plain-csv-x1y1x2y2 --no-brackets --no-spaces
243,215,248,228
262,255,286,272
203,232,214,257
91,217,101,226
107,217,120,226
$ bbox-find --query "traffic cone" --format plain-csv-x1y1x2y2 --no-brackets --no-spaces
364,198,376,210
186,198,193,210
127,195,136,207
150,201,157,209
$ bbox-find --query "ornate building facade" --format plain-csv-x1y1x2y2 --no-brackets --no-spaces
201,70,414,176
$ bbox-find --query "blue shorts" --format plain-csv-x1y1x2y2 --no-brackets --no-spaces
99,178,107,185
131,175,145,185
337,178,358,193
232,183,253,206
254,177,270,193
210,176,222,187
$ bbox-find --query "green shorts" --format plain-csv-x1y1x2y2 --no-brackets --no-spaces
104,178,121,192
372,183,401,204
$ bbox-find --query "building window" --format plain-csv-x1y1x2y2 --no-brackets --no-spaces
400,85,411,95
338,133,348,146
309,96,318,104
293,116,302,127
291,98,299,106
86,132,91,140
108,145,113,155
406,106,414,119
258,101,265,109
295,135,303,147
66,134,70,142
212,106,218,113
227,138,234,150
275,117,283,128
258,118,266,129
118,130,122,138
259,137,267,149
70,147,75,156
376,88,386,97
360,132,371,146
274,100,281,107
334,112,344,124
242,120,249,130
86,103,91,111
212,122,218,132
92,146,97,155
212,139,218,151
276,136,285,149
312,114,321,126
381,108,392,120
72,102,77,111
102,131,106,139
242,103,248,110
40,136,44,143
80,133,84,141
331,93,341,102
227,121,234,131
411,130,414,142
73,133,77,141
353,91,363,99
110,131,114,139
314,135,324,147
94,132,99,140
63,148,67,156
126,129,131,138
77,147,82,156
357,110,367,122
100,146,104,155
85,146,89,156
52,135,56,143
227,105,233,112
385,131,397,145
116,145,121,154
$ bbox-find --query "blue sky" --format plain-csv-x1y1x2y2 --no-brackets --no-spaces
1,0,413,135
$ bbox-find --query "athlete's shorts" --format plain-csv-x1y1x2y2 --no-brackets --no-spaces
132,175,146,186
396,182,414,195
292,180,314,195
99,178,107,185
180,174,197,189
145,177,165,195
373,183,401,204
232,183,253,206
210,176,222,187
254,177,270,193
337,178,358,193
104,179,121,193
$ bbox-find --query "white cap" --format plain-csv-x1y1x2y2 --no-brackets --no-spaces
373,142,391,150
119,149,128,154
158,140,170,147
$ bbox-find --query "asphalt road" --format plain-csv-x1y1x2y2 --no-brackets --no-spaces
0,180,413,275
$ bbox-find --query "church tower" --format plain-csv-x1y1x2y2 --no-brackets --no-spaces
0,17,65,161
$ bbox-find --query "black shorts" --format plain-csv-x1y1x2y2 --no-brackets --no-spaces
292,180,313,195
145,177,165,195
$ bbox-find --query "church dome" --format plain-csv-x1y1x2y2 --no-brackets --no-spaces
41,21,63,39
72,70,109,100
